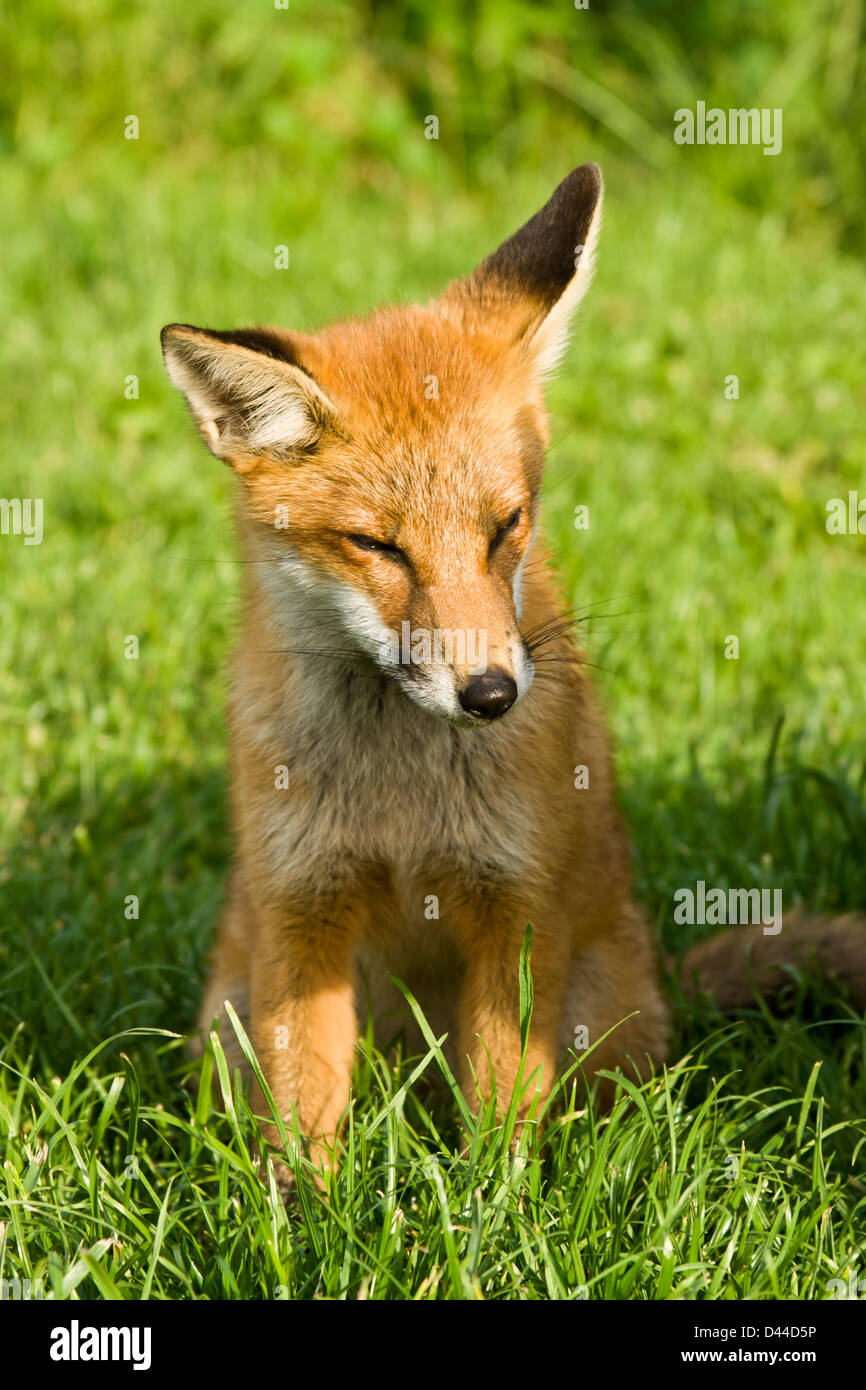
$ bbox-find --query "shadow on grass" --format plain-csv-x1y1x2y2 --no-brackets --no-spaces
0,762,230,1077
1,730,863,1118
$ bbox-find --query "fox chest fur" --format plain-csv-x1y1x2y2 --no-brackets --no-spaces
226,565,598,920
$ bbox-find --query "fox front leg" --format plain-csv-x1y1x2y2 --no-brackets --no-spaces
454,905,567,1124
249,902,358,1188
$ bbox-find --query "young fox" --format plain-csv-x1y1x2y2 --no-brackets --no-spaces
162,164,865,1173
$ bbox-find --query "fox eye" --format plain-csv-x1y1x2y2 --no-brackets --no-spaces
490,507,522,552
346,533,405,562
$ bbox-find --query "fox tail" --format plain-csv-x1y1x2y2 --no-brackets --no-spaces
677,910,866,1009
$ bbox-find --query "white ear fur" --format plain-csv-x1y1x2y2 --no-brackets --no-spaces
528,189,603,378
161,328,335,462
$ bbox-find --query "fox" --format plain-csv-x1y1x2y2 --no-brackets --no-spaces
161,163,865,1181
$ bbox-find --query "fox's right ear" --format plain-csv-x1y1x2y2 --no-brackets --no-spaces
160,324,339,469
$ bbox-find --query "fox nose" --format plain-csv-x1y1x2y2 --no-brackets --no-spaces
458,669,517,720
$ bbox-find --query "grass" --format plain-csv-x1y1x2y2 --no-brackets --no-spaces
1,0,865,1301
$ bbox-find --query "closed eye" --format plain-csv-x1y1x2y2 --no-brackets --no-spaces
489,507,522,553
346,533,406,562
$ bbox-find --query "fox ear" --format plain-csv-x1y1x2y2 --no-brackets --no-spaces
448,162,603,376
160,324,338,467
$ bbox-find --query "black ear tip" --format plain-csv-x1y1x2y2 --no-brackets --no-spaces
535,164,602,240
160,324,208,368
568,161,603,199
161,322,198,346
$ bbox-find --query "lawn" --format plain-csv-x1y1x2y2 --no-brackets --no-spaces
1,0,864,1300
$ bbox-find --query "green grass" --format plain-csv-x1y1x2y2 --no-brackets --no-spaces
1,0,865,1301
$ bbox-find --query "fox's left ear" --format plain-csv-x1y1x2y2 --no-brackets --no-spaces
444,162,603,377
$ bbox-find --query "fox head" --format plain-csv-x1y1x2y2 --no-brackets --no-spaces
161,163,602,727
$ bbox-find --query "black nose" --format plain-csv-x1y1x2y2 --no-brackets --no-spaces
458,670,518,720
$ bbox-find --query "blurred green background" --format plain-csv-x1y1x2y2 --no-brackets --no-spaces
0,0,865,1303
